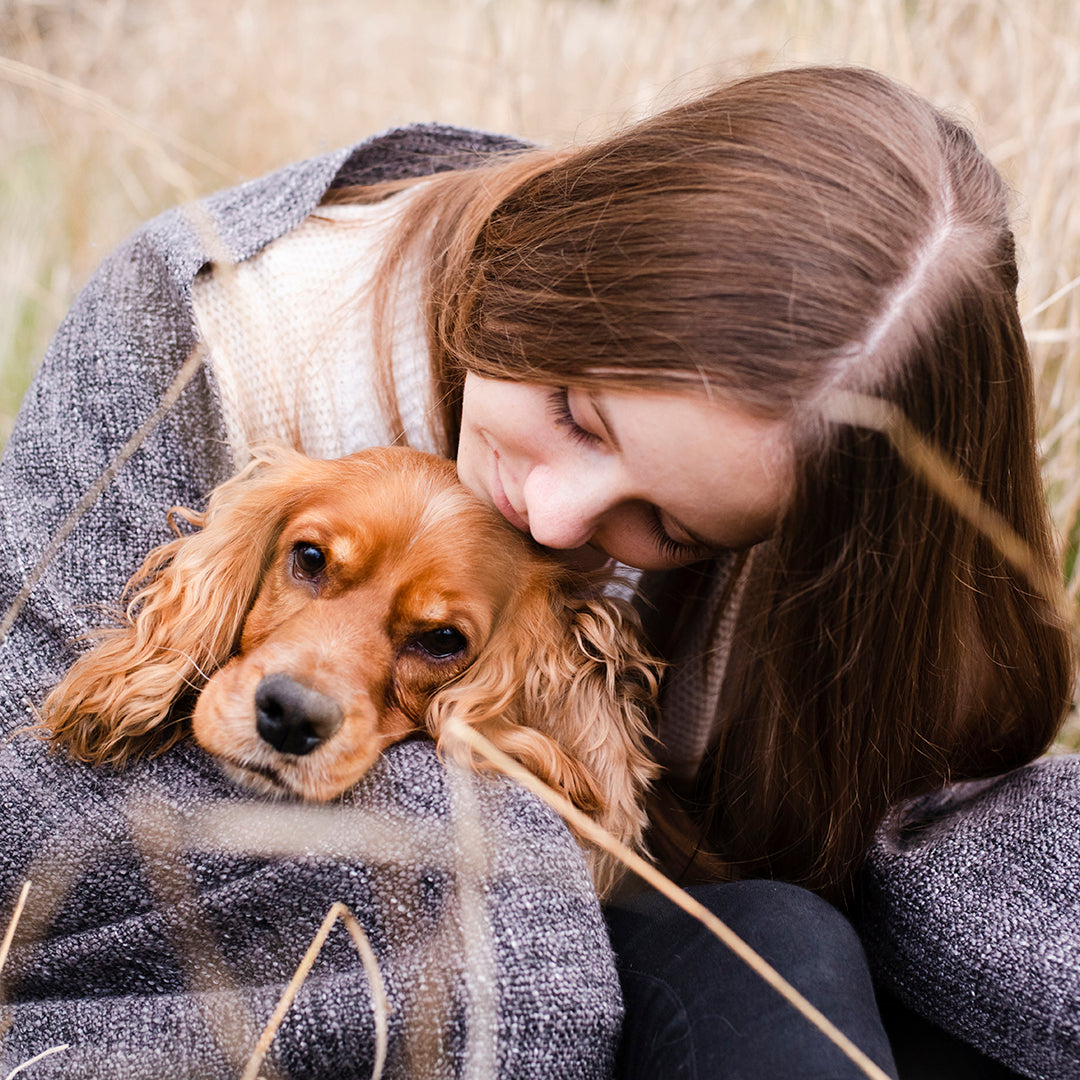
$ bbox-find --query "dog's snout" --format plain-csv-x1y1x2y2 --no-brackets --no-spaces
255,673,344,756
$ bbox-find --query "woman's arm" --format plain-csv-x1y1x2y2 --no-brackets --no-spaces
0,127,616,1080
0,740,622,1079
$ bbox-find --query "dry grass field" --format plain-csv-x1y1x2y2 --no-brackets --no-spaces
3,6,1080,1074
2,0,1080,738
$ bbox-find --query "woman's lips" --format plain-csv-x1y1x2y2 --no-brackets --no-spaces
490,450,530,533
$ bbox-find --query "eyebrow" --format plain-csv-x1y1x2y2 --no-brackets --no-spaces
587,392,622,453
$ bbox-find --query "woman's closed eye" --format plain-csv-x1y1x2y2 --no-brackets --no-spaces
646,508,713,563
547,385,715,563
547,387,601,447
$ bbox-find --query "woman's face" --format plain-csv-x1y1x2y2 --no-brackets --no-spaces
456,373,792,571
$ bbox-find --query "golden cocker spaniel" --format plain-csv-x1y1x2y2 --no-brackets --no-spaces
42,446,660,895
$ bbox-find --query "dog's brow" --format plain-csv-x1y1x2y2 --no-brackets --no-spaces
332,532,369,565
413,485,476,535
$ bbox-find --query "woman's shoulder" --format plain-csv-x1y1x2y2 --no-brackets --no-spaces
33,122,531,434
328,122,532,190
195,122,531,268
101,123,533,294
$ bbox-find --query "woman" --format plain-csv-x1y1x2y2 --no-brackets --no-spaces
0,66,1073,1078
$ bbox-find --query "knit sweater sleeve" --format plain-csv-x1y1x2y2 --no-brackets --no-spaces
0,127,622,1079
854,756,1080,1078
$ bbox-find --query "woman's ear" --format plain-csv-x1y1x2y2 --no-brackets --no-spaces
40,448,307,767
429,570,661,897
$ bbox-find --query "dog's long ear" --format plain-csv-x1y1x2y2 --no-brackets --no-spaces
429,571,662,897
41,449,307,767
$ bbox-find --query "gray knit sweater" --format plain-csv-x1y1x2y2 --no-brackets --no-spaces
0,126,621,1080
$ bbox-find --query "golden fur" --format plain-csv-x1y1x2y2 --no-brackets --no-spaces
41,446,659,896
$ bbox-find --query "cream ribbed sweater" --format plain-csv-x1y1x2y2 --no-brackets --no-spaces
192,186,442,467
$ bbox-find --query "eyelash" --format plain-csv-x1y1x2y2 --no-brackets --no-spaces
647,511,705,561
547,387,600,447
548,387,705,562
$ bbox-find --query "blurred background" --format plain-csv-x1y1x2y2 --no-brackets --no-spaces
3,0,1079,656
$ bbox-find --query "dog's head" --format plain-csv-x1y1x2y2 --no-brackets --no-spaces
43,446,659,891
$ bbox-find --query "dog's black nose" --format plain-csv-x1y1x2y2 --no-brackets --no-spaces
255,673,344,756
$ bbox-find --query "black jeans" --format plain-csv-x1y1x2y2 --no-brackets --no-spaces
605,879,899,1080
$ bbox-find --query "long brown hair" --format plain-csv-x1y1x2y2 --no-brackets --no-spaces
330,66,1075,899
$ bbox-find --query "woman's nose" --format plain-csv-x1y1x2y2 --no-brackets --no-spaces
521,466,612,551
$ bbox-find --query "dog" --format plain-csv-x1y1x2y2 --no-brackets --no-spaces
41,445,659,896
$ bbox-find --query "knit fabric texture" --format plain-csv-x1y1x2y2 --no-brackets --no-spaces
0,125,622,1079
192,190,441,466
853,756,1080,1079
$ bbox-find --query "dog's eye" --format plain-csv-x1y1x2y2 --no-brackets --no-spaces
413,626,467,658
292,543,327,578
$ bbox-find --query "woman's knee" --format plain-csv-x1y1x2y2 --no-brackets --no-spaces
608,879,868,988
701,879,874,987
605,880,897,1079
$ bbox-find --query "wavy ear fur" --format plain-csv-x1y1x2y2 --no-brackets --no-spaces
428,572,661,897
41,448,309,766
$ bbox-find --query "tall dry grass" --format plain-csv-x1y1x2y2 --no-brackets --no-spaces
2,0,1080,709
2,7,1080,1069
